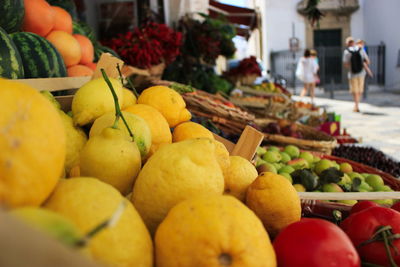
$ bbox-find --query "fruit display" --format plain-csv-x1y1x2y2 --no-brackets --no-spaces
262,119,303,139
0,27,24,79
1,74,400,266
0,0,122,79
333,145,400,178
10,31,67,78
256,145,397,204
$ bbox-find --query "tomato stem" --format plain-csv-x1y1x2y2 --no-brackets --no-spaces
359,225,399,267
101,68,135,141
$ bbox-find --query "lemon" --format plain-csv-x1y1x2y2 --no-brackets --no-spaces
72,78,123,126
172,121,214,142
155,195,276,267
131,138,224,234
80,127,141,195
121,88,137,109
224,156,258,202
137,86,191,127
89,111,151,160
59,111,87,174
124,104,172,156
0,79,65,208
213,140,231,176
246,172,301,238
11,207,82,248
44,177,153,267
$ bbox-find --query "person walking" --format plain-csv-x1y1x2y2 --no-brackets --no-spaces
296,49,319,103
356,39,373,78
343,37,370,112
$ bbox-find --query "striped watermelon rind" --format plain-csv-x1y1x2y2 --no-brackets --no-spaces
0,0,24,33
10,32,67,78
94,44,120,62
72,21,97,44
0,27,24,79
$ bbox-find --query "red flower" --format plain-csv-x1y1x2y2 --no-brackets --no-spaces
105,22,182,68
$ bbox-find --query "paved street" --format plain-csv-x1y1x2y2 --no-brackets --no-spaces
292,89,400,161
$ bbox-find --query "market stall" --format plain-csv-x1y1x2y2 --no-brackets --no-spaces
1,1,400,267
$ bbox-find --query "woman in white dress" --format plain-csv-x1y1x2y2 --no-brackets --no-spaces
296,49,319,103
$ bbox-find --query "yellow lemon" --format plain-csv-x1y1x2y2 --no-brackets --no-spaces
89,111,151,160
224,156,258,202
213,140,231,175
59,111,87,174
131,138,224,234
246,172,301,238
124,104,172,156
0,79,65,208
172,121,214,142
137,86,191,127
44,177,153,267
72,78,123,126
155,195,277,267
121,88,137,109
80,127,141,195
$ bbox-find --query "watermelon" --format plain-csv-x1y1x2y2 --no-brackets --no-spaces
45,0,78,20
72,21,97,44
0,0,25,33
10,32,67,78
94,44,120,62
0,27,24,79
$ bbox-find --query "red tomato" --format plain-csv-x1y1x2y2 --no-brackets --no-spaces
341,206,400,266
273,218,360,267
350,200,379,214
391,201,400,212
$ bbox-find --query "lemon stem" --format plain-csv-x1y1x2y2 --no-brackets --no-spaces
74,200,128,248
101,69,134,141
116,64,139,98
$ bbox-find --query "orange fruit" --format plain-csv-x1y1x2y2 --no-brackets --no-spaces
51,6,73,34
46,31,81,67
85,62,97,71
73,34,94,65
22,0,55,37
67,64,94,77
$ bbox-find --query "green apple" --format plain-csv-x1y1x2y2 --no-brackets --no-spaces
314,159,334,175
374,184,393,192
365,174,384,190
262,151,282,163
256,146,267,156
299,151,314,165
267,146,281,153
372,199,394,206
284,145,300,159
348,172,365,182
287,158,309,170
256,163,277,174
279,152,291,163
322,183,343,193
279,165,295,174
255,157,267,167
339,162,353,174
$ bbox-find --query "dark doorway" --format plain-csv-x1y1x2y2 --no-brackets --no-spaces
314,29,342,84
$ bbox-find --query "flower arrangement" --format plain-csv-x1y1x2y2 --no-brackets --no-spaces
106,22,182,69
226,56,262,77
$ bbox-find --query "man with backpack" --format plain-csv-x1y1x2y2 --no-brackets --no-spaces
343,36,370,112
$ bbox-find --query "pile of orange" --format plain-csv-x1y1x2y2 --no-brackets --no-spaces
22,0,96,77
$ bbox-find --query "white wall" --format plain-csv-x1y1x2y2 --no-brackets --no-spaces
349,0,365,40
261,0,306,70
363,0,400,90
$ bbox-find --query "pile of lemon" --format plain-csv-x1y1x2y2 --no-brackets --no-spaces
0,77,301,267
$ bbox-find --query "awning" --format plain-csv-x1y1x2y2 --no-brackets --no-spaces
208,0,259,39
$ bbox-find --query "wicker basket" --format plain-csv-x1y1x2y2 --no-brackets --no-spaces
301,154,400,220
256,118,337,154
